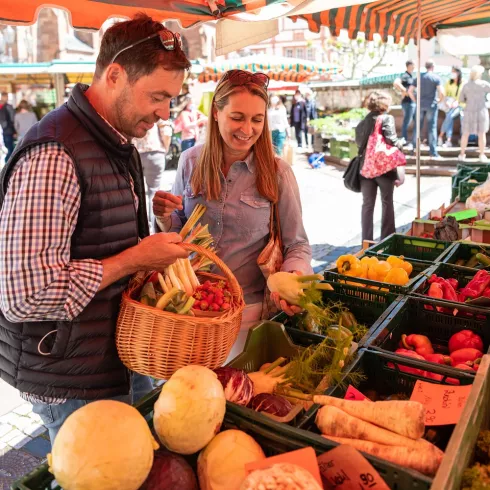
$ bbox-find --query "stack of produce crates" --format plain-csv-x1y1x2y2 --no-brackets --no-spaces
451,163,490,202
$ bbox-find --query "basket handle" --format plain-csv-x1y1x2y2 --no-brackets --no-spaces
179,242,243,302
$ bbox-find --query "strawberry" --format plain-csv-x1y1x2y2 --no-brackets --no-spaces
222,302,231,310
193,300,201,309
215,297,224,307
204,281,212,289
200,301,209,311
206,294,215,305
209,303,220,312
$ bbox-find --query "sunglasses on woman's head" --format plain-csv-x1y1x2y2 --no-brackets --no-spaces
219,70,270,89
110,30,183,65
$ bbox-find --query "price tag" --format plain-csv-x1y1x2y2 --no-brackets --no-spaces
410,380,472,426
245,447,322,486
318,445,390,490
344,385,371,401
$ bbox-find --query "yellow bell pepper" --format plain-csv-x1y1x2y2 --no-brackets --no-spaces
384,267,409,286
336,255,362,277
367,260,392,282
387,255,413,276
359,256,378,279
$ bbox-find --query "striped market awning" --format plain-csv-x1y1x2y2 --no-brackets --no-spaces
198,55,342,83
299,0,490,43
1,0,286,29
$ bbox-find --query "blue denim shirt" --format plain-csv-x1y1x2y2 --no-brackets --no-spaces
170,144,312,305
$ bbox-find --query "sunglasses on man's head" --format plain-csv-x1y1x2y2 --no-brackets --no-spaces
219,70,270,89
110,30,183,65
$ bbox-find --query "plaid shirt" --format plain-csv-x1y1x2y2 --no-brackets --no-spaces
0,121,136,405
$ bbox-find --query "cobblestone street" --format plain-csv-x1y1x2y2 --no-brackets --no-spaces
0,152,451,488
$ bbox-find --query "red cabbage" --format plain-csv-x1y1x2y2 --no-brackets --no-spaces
139,449,198,490
248,393,293,417
214,367,253,406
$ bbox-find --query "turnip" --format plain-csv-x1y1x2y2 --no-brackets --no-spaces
266,272,332,306
153,365,226,455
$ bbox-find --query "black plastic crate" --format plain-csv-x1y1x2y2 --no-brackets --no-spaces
411,262,490,311
439,241,490,269
271,281,400,348
365,233,452,262
295,348,476,486
365,295,490,361
325,255,432,295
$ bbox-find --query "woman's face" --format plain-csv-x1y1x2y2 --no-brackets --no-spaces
215,91,266,155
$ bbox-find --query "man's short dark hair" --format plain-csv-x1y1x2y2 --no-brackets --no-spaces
425,60,435,70
1,92,8,98
406,60,414,68
95,13,191,84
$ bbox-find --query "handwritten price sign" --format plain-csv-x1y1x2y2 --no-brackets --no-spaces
410,380,472,426
318,445,390,490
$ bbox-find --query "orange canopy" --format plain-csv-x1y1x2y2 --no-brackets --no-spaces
2,0,285,29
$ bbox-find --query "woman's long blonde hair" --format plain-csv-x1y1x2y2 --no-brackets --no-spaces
190,78,278,203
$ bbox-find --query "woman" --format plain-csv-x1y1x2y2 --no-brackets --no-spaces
14,99,38,142
458,65,490,162
175,96,207,151
438,67,463,148
356,91,405,241
153,70,312,356
268,94,290,156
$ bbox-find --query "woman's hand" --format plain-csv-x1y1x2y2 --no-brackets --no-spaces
153,191,183,218
270,270,303,317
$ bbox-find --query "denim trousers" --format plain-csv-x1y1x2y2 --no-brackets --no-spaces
413,104,439,156
271,129,286,156
32,373,154,444
181,138,196,151
401,101,416,142
441,107,460,140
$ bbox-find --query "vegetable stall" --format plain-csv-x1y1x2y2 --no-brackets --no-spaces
12,197,490,490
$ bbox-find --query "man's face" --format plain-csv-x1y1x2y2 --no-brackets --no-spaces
1,94,8,104
112,66,185,139
407,64,414,74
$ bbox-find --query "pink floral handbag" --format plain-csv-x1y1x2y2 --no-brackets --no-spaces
361,116,406,179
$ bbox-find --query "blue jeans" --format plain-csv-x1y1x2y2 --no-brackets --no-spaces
413,104,439,157
32,373,154,444
3,134,14,162
441,107,460,141
401,101,416,142
181,138,196,151
271,129,286,156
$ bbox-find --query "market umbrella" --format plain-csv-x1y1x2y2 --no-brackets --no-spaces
198,55,342,83
2,0,287,29
297,0,490,218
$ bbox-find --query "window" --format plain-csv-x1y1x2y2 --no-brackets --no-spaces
296,48,305,59
306,48,315,61
284,48,294,58
293,31,304,42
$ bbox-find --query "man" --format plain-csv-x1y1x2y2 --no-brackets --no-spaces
304,91,318,150
408,59,444,159
133,120,172,232
0,14,190,443
290,89,308,149
0,92,16,161
394,60,416,149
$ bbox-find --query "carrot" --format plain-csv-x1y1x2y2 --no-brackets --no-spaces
311,395,425,439
316,406,439,453
323,436,442,477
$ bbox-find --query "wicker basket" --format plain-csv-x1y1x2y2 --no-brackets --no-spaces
116,243,244,379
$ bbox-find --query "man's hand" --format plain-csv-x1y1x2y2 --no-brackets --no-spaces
133,233,188,271
153,191,183,218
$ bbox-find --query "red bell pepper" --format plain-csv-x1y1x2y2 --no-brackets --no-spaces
388,349,427,376
454,363,478,372
400,334,434,357
446,278,459,290
450,347,483,367
482,286,490,298
448,330,484,354
460,270,490,299
437,277,459,302
428,282,443,300
424,371,460,385
424,353,452,365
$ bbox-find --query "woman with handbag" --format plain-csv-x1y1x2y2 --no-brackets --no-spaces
355,91,406,241
152,69,312,356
